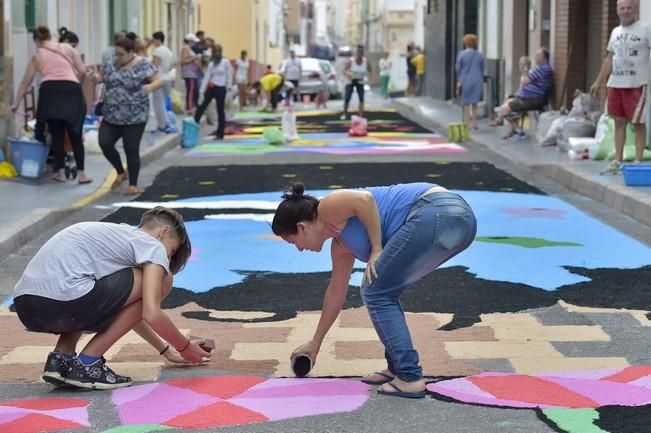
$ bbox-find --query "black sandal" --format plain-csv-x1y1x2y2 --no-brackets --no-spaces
361,371,394,386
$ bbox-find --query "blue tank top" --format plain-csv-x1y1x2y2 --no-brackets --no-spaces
338,183,434,262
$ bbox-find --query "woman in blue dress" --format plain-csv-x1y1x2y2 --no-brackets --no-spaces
272,182,477,399
455,34,485,130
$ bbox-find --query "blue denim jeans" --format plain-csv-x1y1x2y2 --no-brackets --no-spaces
361,192,477,382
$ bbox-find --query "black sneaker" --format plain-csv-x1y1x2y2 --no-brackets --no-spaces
64,357,132,390
42,352,72,387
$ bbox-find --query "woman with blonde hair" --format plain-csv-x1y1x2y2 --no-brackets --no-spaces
455,34,485,130
11,25,91,184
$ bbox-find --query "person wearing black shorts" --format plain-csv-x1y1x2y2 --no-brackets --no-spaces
12,207,210,390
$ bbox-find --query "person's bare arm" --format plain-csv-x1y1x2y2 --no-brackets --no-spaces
66,45,86,82
132,321,192,364
11,56,38,111
343,59,352,78
141,263,209,362
291,240,355,362
320,190,383,284
590,52,613,95
319,190,382,258
181,46,194,65
143,72,163,94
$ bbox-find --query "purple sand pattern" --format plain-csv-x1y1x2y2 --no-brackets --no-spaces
114,383,218,425
236,380,369,398
231,395,370,421
112,376,370,428
0,412,26,425
428,368,651,409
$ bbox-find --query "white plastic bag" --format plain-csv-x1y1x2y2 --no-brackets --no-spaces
557,118,596,152
225,87,239,120
568,91,600,119
536,111,563,145
540,115,567,147
84,129,101,153
282,110,299,141
568,137,598,160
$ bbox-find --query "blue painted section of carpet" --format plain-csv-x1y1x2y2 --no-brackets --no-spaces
168,190,651,293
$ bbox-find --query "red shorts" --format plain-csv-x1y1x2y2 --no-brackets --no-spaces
607,85,647,123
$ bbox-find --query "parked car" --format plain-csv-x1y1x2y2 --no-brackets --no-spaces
319,60,341,99
292,57,328,101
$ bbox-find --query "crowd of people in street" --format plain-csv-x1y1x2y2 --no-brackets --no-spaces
15,3,645,191
9,23,436,194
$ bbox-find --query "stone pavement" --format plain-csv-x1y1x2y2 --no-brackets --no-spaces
393,97,651,228
0,128,180,263
1,96,651,433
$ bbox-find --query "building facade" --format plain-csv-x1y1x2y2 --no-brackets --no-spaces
423,0,620,113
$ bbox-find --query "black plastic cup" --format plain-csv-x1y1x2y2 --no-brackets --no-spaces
290,353,313,377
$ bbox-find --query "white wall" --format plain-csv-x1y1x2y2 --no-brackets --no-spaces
413,0,425,48
57,0,109,65
482,0,499,59
384,0,413,10
315,0,328,39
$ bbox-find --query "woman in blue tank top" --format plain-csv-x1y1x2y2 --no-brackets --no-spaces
272,182,477,399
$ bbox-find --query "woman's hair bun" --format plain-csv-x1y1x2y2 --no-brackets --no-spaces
282,182,305,200
32,25,52,41
59,27,68,37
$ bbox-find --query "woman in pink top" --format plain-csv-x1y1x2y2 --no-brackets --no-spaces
11,25,91,184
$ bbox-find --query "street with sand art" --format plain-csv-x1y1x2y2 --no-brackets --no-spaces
1,97,651,433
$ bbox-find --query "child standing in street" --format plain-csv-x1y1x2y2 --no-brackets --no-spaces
13,206,211,390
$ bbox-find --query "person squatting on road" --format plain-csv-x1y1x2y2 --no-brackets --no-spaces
13,207,211,390
253,73,295,112
272,182,477,399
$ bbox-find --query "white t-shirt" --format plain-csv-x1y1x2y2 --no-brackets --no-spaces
153,45,174,81
14,222,170,301
379,58,392,77
282,58,302,80
200,58,233,94
235,58,249,84
607,20,651,88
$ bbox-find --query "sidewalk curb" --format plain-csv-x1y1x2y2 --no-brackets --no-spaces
393,98,651,228
533,163,651,227
0,133,180,260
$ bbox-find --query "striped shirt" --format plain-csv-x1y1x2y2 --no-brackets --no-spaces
516,61,553,100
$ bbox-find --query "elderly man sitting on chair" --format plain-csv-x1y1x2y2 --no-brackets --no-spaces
490,48,554,139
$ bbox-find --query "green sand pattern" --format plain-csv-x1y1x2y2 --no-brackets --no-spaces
542,408,607,433
475,236,583,248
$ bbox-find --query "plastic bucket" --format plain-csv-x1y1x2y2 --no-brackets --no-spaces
9,138,49,179
182,118,200,148
622,163,651,186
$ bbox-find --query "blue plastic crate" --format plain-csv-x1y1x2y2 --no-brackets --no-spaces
9,138,49,179
182,118,200,148
622,163,651,186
